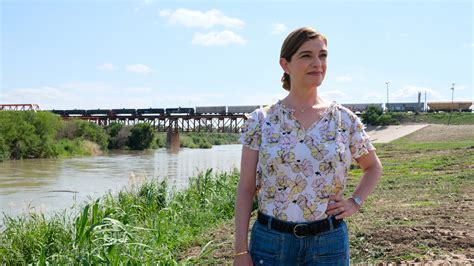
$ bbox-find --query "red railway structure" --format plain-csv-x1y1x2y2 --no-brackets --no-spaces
0,104,41,111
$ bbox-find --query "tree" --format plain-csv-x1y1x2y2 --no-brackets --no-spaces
127,123,156,150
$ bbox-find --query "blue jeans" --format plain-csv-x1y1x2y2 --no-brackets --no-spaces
249,217,349,266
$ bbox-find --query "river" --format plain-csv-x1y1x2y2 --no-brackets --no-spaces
0,144,242,219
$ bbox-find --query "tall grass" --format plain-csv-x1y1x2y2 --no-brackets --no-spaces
0,169,240,264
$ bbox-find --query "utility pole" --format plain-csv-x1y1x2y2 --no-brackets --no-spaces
448,83,455,125
424,91,427,112
385,81,390,112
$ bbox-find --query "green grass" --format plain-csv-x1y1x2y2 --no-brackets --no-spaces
390,112,474,125
0,169,240,264
2,128,473,264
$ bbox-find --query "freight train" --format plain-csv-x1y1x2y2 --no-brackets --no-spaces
47,101,472,117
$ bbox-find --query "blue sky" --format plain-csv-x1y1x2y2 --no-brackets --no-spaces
1,0,472,110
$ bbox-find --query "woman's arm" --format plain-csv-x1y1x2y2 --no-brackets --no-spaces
233,146,258,265
326,150,383,219
351,149,383,203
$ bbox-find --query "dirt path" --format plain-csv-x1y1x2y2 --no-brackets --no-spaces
365,124,429,143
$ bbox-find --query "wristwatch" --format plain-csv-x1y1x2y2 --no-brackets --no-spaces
350,196,363,208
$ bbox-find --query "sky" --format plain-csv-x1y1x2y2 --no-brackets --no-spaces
1,0,472,110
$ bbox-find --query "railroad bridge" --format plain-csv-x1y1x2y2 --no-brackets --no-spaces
3,102,472,149
0,105,259,150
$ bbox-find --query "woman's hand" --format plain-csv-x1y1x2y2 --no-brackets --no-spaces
325,194,360,219
233,253,253,266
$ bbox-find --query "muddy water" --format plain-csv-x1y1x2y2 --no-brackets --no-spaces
0,145,242,218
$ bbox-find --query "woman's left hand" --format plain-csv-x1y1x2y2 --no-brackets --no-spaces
325,194,360,219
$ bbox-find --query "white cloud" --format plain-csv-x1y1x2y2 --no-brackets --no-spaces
96,63,115,71
160,8,244,29
159,9,171,17
192,31,246,46
335,74,353,83
272,23,286,34
391,85,443,102
4,86,73,103
125,64,153,75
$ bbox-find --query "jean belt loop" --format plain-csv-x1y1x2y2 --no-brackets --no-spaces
329,215,334,231
267,216,273,230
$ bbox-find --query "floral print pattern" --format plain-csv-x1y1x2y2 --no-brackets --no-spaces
240,100,375,222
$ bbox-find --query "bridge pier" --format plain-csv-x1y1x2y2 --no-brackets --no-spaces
166,130,180,152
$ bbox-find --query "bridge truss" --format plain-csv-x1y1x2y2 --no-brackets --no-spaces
71,115,247,133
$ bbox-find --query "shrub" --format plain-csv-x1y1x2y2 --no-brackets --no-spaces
0,136,10,161
56,120,108,150
127,123,156,150
0,111,61,159
106,122,131,149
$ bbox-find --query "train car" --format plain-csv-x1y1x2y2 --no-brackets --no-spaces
342,103,383,114
427,101,472,112
50,110,66,116
227,105,260,115
165,107,195,115
137,108,165,116
64,109,87,116
195,106,226,115
386,102,423,112
342,103,368,112
86,109,110,116
111,108,138,116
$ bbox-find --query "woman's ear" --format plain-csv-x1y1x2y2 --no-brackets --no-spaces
279,58,290,74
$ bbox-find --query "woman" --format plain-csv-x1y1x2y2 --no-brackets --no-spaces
233,27,383,265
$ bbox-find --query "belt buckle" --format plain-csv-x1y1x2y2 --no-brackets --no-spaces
293,224,308,238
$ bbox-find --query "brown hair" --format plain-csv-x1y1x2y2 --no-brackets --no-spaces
280,27,327,91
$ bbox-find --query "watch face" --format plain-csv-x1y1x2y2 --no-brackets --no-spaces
353,197,362,206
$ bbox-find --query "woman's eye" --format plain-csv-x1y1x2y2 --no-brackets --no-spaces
320,54,328,58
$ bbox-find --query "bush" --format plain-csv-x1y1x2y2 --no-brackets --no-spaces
54,138,88,157
106,122,131,149
156,133,166,148
57,120,108,150
0,111,61,159
361,105,399,126
376,114,393,126
0,136,10,162
127,123,156,150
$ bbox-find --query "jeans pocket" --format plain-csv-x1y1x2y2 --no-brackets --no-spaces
250,222,283,264
311,221,349,264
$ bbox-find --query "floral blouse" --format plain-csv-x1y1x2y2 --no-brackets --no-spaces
239,100,375,223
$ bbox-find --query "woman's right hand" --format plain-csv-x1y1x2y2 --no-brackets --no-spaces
233,253,253,266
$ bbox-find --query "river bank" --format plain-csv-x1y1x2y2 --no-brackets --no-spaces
1,125,473,264
0,111,240,162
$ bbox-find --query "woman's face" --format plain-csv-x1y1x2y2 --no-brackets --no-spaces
281,38,328,91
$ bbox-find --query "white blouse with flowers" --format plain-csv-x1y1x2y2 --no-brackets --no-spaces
239,100,375,223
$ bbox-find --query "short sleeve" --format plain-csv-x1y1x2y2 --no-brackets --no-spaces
239,109,261,151
350,115,375,159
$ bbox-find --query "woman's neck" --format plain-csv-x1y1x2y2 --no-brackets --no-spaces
285,87,326,109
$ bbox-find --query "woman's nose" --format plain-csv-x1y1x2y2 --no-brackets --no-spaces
312,57,322,66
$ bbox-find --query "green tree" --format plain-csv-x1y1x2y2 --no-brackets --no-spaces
105,122,130,149
362,105,385,126
0,111,61,159
0,136,10,161
127,123,156,150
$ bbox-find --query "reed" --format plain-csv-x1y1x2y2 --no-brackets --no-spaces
0,169,240,264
